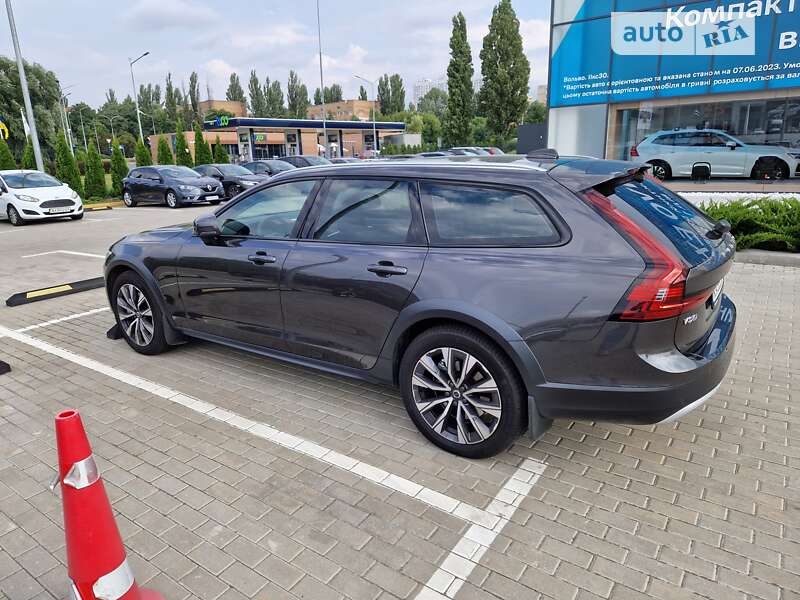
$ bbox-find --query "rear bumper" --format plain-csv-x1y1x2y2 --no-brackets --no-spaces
533,294,736,424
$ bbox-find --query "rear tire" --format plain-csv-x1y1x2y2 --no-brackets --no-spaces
399,326,525,458
123,190,137,207
7,205,25,226
165,190,181,208
648,160,671,181
752,158,789,180
112,271,169,355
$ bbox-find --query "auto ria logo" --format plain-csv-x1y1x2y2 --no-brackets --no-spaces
611,10,756,55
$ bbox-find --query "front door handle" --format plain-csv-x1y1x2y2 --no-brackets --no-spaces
367,261,408,277
248,252,277,265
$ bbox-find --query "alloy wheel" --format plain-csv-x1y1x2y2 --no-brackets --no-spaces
166,192,177,208
7,206,21,225
116,284,154,347
651,163,667,180
411,347,502,445
123,191,133,206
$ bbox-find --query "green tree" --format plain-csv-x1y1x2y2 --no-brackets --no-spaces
479,0,531,141
417,88,448,120
55,133,84,197
110,139,127,196
135,139,152,166
313,87,322,105
524,101,547,124
174,118,193,167
377,75,390,115
21,136,36,169
156,136,174,164
226,73,247,108
287,70,310,119
193,122,213,166
264,78,285,117
421,113,442,146
470,116,490,146
406,114,423,133
444,12,475,146
165,73,178,121
213,135,229,163
248,70,266,117
358,85,368,101
0,136,16,169
327,84,343,103
188,71,200,122
389,75,405,114
84,142,107,199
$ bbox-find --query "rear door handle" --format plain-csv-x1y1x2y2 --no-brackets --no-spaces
248,252,277,265
367,262,408,277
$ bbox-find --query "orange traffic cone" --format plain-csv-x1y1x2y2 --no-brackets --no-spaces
53,409,164,600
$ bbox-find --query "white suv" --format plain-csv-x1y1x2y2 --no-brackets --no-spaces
0,170,84,226
632,129,800,180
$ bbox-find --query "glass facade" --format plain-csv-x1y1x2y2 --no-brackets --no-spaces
611,95,800,160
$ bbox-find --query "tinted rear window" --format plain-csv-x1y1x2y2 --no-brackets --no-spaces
610,179,717,266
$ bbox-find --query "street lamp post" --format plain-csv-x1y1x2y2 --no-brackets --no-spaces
60,92,74,155
129,51,150,142
76,106,88,152
139,109,156,136
315,0,327,157
354,75,378,157
100,114,120,140
5,0,44,171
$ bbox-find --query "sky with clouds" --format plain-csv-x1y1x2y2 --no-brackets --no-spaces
1,0,551,108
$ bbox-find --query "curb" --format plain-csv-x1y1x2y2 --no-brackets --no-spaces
736,249,800,268
84,201,123,211
5,277,105,307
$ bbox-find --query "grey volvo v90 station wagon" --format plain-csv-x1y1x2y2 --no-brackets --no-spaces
104,154,736,457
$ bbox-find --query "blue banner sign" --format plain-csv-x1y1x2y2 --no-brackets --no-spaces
550,0,800,107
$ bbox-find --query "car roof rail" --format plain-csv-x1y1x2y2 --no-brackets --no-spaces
526,148,559,160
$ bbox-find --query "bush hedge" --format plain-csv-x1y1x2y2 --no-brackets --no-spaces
703,197,800,252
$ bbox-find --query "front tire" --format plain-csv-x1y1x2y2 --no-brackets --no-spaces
225,183,240,199
399,326,525,458
70,213,84,221
165,190,181,208
112,271,169,355
752,158,789,180
7,205,25,226
123,190,137,207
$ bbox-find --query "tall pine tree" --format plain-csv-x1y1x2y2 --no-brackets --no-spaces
110,140,128,197
248,70,266,117
377,75,391,115
226,73,246,109
358,85,368,102
389,75,405,113
479,0,530,142
444,12,475,146
213,136,229,164
85,142,107,199
157,137,174,164
287,70,310,119
313,88,322,105
0,136,16,170
135,140,152,166
175,118,193,167
21,137,36,169
193,122,213,166
55,133,84,198
264,78,285,117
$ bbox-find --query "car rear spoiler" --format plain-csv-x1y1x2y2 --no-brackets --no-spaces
547,159,650,193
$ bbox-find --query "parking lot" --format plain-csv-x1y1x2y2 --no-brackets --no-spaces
0,206,798,600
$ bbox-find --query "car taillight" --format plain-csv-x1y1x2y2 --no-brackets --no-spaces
583,189,708,321
630,145,639,158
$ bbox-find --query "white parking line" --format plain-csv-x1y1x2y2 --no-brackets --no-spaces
415,461,544,599
0,323,545,532
15,307,110,332
21,250,105,259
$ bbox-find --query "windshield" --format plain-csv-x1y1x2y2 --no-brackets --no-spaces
268,160,295,172
2,172,62,189
218,164,252,176
304,156,332,166
158,166,200,178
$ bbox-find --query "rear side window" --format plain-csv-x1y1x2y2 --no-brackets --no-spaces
311,179,423,245
653,135,674,145
610,179,717,266
419,182,560,246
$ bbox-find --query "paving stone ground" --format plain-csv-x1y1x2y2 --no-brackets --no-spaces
0,211,798,600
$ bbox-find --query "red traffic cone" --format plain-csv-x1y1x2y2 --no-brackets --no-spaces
54,410,164,600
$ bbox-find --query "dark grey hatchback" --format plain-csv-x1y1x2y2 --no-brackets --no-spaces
104,155,736,457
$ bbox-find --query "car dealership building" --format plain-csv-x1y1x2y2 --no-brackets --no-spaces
547,0,800,161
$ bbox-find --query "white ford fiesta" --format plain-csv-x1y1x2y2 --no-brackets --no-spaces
0,169,84,226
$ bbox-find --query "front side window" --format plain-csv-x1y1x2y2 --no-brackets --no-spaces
311,179,422,245
419,182,560,246
218,180,316,238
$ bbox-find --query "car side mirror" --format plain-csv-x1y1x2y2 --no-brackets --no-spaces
193,213,221,242
213,173,224,180
726,141,737,150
